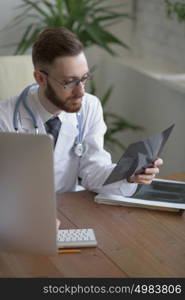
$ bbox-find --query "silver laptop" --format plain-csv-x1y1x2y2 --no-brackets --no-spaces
0,132,58,255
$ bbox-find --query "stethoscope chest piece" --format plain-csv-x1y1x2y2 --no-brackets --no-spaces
74,142,83,157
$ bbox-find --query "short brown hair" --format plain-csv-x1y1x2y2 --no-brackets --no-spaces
32,27,83,68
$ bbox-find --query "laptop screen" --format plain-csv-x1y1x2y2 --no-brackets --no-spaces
0,132,57,255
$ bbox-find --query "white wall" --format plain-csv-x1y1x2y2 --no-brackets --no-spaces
102,57,185,175
110,0,185,70
131,0,185,69
0,0,23,55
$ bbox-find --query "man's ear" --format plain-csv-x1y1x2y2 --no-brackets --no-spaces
33,70,46,86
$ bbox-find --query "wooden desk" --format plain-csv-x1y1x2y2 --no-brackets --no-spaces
0,173,185,278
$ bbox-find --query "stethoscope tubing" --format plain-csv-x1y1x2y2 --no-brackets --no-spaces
13,83,38,132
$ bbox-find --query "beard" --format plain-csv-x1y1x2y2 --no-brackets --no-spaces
44,81,83,113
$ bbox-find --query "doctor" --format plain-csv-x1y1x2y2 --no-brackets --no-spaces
0,27,162,206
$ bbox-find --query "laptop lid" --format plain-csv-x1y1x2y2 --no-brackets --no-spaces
0,132,57,255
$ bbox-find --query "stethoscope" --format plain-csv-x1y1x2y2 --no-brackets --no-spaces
13,84,84,157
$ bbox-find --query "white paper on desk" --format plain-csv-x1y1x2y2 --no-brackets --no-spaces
95,178,185,210
103,124,175,185
95,193,185,210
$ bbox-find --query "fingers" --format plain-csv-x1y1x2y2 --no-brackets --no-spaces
154,157,163,167
56,218,60,230
145,167,159,175
127,157,163,185
128,166,159,184
131,174,155,184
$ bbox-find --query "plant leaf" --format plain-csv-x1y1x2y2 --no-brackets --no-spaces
14,24,34,54
104,135,126,151
22,0,50,19
101,85,114,107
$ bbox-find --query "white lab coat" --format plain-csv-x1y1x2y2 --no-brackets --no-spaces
0,85,137,196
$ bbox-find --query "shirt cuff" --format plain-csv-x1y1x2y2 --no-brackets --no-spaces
94,179,138,197
119,179,138,197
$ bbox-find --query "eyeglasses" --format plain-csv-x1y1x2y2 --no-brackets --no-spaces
39,70,93,90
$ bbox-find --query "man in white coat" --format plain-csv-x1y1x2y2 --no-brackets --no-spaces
0,27,162,227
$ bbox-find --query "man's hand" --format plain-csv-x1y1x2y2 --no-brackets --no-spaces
56,218,60,230
127,158,163,184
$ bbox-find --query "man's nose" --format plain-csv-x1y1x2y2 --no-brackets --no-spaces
73,81,85,93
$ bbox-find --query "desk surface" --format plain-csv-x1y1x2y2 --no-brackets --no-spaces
0,173,185,278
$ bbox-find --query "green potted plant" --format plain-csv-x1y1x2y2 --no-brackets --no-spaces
4,0,142,151
164,0,185,22
8,0,130,55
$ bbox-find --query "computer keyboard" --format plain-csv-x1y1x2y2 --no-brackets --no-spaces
57,228,97,248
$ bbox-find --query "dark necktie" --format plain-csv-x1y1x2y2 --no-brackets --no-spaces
45,116,61,147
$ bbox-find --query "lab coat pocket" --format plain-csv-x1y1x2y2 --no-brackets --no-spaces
54,150,81,193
